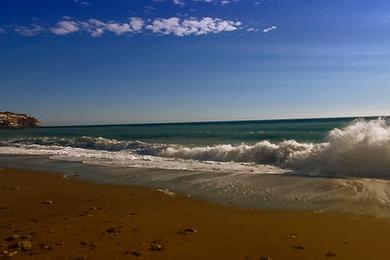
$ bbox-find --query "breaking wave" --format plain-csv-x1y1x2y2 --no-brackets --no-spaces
162,119,390,177
1,118,390,178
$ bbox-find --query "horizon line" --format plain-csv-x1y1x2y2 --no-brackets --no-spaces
42,114,389,128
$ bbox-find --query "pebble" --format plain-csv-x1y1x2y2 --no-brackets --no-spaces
179,227,198,235
41,200,53,205
131,251,141,257
8,240,33,251
184,228,197,233
40,244,57,251
260,257,271,260
325,252,337,257
5,235,20,242
106,227,120,235
149,240,165,252
80,241,96,250
1,250,18,257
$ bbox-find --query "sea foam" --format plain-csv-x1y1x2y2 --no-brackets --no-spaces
161,119,390,177
1,119,390,178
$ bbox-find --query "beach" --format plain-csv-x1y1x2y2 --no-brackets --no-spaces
1,168,390,259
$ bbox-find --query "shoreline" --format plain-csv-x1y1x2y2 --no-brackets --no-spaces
2,168,390,259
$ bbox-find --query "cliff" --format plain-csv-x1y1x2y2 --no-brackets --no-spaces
0,111,40,129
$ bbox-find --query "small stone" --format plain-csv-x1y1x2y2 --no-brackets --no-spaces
184,228,197,233
106,227,119,235
80,241,88,247
131,251,141,257
9,241,32,251
289,233,297,239
7,250,19,257
40,244,57,251
179,227,198,235
325,252,337,257
260,257,271,260
41,200,53,205
292,246,305,250
149,241,164,252
5,235,20,242
89,207,98,211
80,241,96,250
20,241,33,251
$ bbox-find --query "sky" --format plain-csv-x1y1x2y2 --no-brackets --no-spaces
1,0,390,126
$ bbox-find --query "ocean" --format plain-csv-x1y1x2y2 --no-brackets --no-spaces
1,116,390,216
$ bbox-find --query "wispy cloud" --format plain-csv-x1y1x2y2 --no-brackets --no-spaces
13,24,44,36
170,0,238,5
263,25,277,33
73,0,90,6
173,0,185,6
0,28,6,34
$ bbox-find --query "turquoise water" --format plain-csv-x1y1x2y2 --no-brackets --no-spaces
0,117,354,145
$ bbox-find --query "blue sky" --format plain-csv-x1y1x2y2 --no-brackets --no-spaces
1,0,390,125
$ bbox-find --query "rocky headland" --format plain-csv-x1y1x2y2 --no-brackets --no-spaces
0,111,40,129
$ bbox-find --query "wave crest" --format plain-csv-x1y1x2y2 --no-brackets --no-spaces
160,119,390,177
290,118,390,177
1,118,390,178
161,140,319,165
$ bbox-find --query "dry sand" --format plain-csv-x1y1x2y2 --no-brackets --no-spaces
1,167,390,259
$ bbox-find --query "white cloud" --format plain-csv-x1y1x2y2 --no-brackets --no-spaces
130,17,145,31
263,25,277,33
192,0,238,4
50,20,80,35
173,0,185,6
73,0,90,6
0,28,6,34
104,22,133,35
13,24,43,36
10,16,247,37
48,17,145,37
146,17,241,36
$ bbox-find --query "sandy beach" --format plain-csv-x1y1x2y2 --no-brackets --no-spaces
1,167,390,259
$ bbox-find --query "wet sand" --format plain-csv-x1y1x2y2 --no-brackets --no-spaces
1,168,390,259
